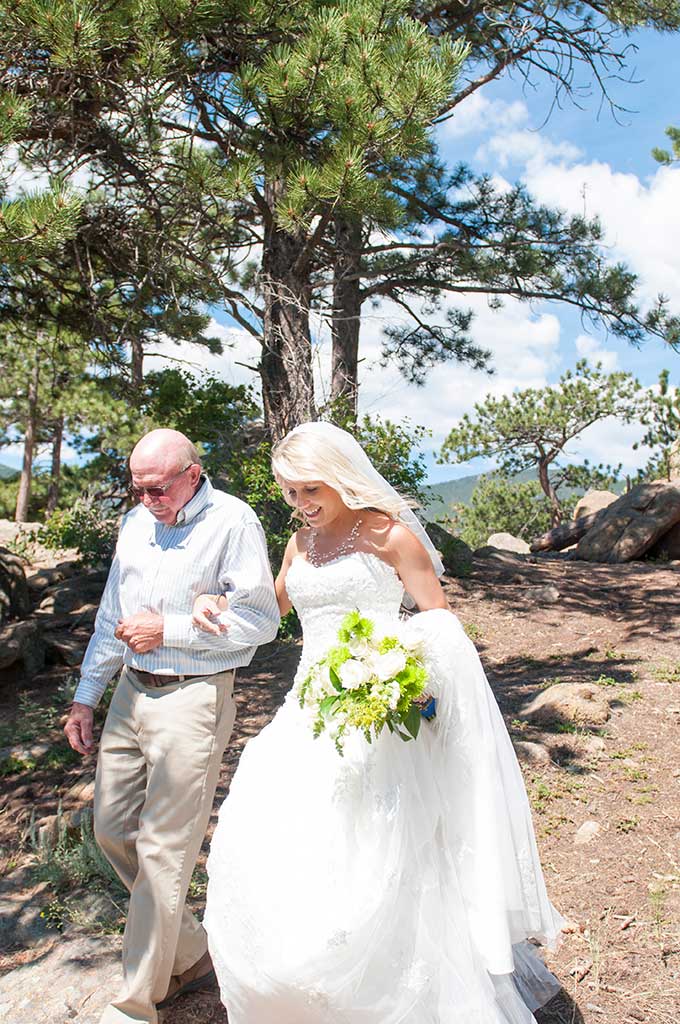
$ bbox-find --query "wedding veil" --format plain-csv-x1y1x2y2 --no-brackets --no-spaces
283,421,444,578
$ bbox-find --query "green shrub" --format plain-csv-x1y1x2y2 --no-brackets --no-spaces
38,496,118,567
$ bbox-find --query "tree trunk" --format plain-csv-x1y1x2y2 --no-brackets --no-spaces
15,356,40,523
130,336,144,390
530,511,601,552
537,457,562,527
46,415,64,514
330,215,362,420
260,180,315,442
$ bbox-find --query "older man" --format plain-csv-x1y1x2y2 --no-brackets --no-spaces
64,428,279,1024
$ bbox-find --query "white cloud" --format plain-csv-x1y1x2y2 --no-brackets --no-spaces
476,130,582,171
574,334,619,372
440,94,528,140
144,320,263,393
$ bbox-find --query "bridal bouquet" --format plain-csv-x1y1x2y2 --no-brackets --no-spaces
295,610,432,754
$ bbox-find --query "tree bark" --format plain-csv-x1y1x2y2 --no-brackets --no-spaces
530,511,601,552
15,355,40,523
46,415,64,514
130,336,144,390
537,457,562,527
260,179,315,442
330,215,362,420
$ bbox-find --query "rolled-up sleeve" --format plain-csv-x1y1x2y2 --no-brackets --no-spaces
73,555,127,707
163,520,280,651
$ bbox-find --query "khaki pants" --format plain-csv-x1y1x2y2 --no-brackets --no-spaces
95,666,236,1024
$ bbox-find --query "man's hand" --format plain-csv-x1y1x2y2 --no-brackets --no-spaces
115,612,164,653
64,702,95,755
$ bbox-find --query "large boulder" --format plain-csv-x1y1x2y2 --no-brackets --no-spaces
0,547,30,625
670,438,680,482
573,489,618,520
575,481,680,563
647,520,680,561
486,532,531,554
0,619,45,675
519,682,610,728
425,522,473,576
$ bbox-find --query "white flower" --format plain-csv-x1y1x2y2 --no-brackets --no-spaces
387,681,401,710
338,659,369,690
400,633,424,655
348,637,370,658
373,649,407,681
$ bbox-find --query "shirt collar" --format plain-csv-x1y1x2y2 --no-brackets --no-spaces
174,476,213,526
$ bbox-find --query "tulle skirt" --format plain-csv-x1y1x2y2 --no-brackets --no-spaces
204,610,563,1023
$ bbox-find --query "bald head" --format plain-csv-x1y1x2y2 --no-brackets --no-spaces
129,429,203,524
129,429,201,477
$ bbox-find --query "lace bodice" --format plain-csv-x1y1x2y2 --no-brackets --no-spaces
284,551,405,675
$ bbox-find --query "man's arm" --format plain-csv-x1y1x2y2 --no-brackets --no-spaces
163,519,280,652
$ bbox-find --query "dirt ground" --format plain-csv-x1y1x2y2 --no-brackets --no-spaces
1,553,679,1024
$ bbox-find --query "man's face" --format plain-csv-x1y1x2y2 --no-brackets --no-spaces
129,457,202,524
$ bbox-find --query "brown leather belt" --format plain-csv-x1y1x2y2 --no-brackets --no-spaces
130,668,210,688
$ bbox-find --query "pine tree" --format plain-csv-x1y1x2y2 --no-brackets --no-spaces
1,0,679,438
439,361,640,525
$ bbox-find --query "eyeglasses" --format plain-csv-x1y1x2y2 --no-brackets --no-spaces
129,464,194,499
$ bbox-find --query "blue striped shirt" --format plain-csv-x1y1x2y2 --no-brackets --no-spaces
74,478,280,707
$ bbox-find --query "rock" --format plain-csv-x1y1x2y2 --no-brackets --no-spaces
573,490,618,520
529,584,560,604
474,546,525,566
519,682,610,728
45,634,89,667
0,619,45,675
0,547,30,626
0,876,55,950
425,522,473,577
0,519,39,547
575,481,680,563
64,779,96,804
43,575,106,615
486,532,531,554
0,932,122,1023
646,520,680,561
0,740,51,763
574,820,601,846
26,566,70,593
513,740,552,766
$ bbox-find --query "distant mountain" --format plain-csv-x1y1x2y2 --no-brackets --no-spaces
421,468,624,522
0,463,18,481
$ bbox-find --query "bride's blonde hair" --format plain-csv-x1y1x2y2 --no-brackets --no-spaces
271,428,413,520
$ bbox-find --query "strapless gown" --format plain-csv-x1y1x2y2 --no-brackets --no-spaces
204,551,564,1023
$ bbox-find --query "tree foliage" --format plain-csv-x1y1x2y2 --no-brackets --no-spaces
634,369,680,480
439,360,638,525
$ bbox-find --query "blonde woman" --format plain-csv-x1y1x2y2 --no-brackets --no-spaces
195,421,564,1024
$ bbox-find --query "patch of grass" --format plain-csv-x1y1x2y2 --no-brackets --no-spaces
594,674,618,687
621,766,648,782
652,663,680,684
187,866,208,900
0,676,79,749
510,718,528,733
0,754,37,777
615,817,639,834
30,805,125,900
463,622,482,641
617,689,643,704
649,884,668,941
530,780,556,813
539,676,563,690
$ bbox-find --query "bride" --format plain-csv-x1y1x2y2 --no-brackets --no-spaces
193,421,564,1024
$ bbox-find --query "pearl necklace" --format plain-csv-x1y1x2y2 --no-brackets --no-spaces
307,517,363,567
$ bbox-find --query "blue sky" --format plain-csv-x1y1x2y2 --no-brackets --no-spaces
2,26,678,483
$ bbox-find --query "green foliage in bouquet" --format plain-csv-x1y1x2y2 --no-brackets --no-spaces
296,610,428,754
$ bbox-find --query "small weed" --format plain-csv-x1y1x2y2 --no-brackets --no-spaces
653,663,680,684
187,867,208,900
39,897,69,932
594,674,618,687
616,817,639,833
539,676,563,690
631,793,654,805
621,766,648,782
30,806,125,899
0,754,37,777
617,689,643,704
511,718,528,733
464,623,482,641
531,781,556,813
649,884,668,940
604,648,622,660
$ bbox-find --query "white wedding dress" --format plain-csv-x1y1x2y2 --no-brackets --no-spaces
204,552,564,1023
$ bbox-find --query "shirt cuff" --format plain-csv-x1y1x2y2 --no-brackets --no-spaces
163,613,193,648
73,679,104,708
